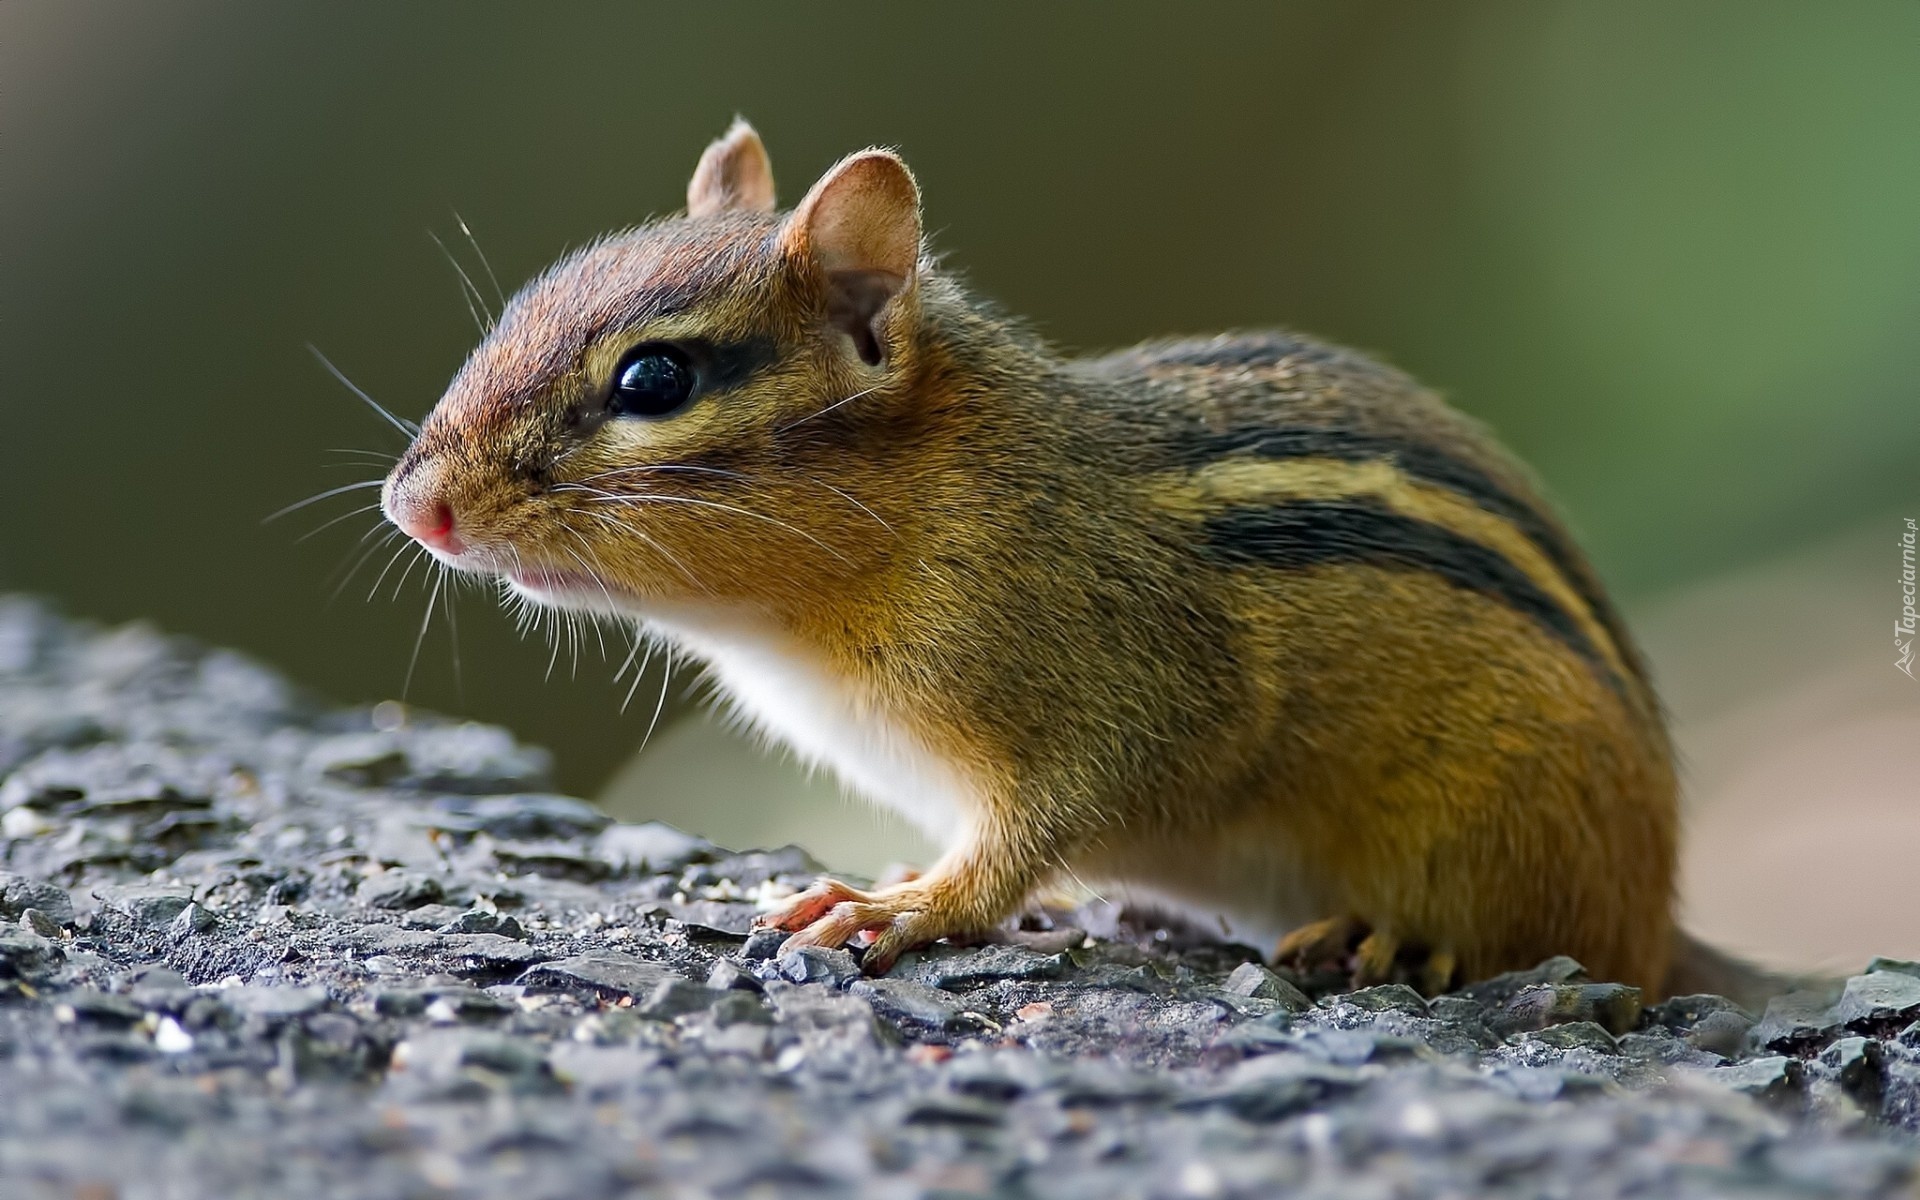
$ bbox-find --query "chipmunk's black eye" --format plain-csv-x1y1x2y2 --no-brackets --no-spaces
609,345,695,419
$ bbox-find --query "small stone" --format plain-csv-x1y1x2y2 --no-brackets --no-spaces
1648,993,1754,1030
1818,1035,1884,1102
1493,983,1641,1036
432,908,516,936
1750,989,1839,1052
706,960,763,993
1710,1055,1805,1106
518,952,683,1000
18,908,61,938
398,903,466,929
1,807,51,839
1222,963,1312,1011
1342,984,1430,1016
638,977,725,1020
1866,958,1920,979
851,977,971,1030
1455,955,1589,1007
740,928,786,960
1616,1030,1711,1066
777,946,860,987
167,902,214,940
356,872,444,911
913,944,1065,991
93,883,195,930
0,872,74,926
152,1016,194,1055
1517,1021,1618,1053
0,927,64,979
1829,971,1920,1029
1686,1009,1755,1058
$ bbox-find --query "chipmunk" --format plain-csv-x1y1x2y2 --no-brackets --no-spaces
381,119,1772,1001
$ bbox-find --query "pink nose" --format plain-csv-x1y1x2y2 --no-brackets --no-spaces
394,497,464,554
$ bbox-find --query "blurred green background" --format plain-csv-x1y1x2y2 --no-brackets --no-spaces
4,3,1916,966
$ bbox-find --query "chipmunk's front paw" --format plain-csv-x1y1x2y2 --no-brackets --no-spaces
755,878,950,975
755,878,877,933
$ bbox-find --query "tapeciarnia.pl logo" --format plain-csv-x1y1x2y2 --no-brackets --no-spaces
1899,517,1917,679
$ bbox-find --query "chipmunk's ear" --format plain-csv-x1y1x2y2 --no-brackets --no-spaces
687,119,776,218
779,150,921,366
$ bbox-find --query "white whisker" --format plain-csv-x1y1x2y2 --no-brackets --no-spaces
307,345,420,438
556,486,849,564
430,229,493,334
295,502,383,543
640,644,674,750
404,566,444,697
264,479,384,524
453,210,507,312
776,382,882,433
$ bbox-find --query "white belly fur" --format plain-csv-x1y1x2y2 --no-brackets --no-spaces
637,607,1314,947
639,608,975,845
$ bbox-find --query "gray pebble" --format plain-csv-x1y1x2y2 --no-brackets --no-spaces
740,928,786,960
851,977,971,1030
638,977,726,1020
776,945,860,987
910,943,1065,990
0,872,74,926
1711,1055,1807,1106
1222,962,1313,1011
92,883,195,929
18,908,62,938
517,951,682,1000
1831,971,1920,1028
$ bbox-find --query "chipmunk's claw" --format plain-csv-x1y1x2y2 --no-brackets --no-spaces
755,878,875,933
757,877,946,974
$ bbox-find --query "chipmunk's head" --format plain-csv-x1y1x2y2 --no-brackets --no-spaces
382,120,925,619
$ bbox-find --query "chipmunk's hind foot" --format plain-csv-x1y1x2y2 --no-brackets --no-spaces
1274,914,1369,972
1276,916,1459,996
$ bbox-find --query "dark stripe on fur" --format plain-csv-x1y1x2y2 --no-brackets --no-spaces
1201,499,1623,694
1181,425,1639,686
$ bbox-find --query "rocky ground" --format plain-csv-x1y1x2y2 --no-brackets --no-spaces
0,597,1917,1200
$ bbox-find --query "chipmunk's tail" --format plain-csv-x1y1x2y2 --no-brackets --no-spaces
1664,929,1836,1011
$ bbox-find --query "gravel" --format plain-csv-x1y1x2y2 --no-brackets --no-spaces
1,594,1916,1199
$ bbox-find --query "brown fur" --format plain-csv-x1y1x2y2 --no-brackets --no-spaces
384,123,1714,996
